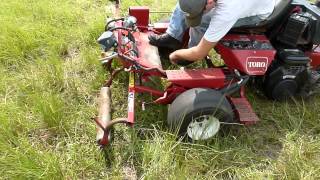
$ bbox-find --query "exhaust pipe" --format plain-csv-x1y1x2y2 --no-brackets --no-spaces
96,87,112,145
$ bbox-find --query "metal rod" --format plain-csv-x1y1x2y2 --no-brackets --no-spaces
149,11,172,14
94,117,129,136
104,67,124,87
135,85,164,97
104,118,129,130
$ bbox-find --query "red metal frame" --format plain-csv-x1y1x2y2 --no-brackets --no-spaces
215,34,276,75
307,46,320,70
129,7,149,28
166,68,226,89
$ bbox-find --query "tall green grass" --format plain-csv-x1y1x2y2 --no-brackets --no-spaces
0,0,319,179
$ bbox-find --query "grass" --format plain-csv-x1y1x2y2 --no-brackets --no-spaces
0,0,320,179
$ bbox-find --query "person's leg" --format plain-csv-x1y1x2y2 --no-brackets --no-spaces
166,3,188,41
188,12,211,47
148,3,187,49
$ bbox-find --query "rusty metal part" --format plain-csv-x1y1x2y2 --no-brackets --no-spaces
94,117,128,133
94,117,129,146
104,67,124,87
96,87,112,145
102,57,113,72
106,118,128,130
94,85,130,146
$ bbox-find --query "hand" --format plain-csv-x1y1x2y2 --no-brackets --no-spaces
169,51,194,66
169,52,178,64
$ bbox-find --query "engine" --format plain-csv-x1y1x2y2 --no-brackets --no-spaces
277,1,320,48
264,49,320,100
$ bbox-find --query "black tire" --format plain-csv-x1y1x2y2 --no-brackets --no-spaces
167,88,234,140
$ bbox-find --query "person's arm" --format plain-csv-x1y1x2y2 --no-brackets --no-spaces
169,1,235,64
169,38,217,64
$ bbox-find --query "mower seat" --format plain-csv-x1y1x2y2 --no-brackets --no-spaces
231,0,293,31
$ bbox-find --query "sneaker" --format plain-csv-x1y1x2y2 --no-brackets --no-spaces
148,33,181,50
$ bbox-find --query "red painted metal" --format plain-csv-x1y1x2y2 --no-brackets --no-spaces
135,85,164,97
94,117,110,145
113,26,165,77
154,85,186,104
129,7,149,27
166,68,226,89
95,3,320,146
230,97,259,125
216,34,276,75
153,23,168,33
133,32,163,70
240,86,245,98
307,46,320,70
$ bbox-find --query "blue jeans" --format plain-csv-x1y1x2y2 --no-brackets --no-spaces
166,3,265,47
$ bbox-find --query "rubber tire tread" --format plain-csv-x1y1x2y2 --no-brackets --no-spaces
167,88,234,138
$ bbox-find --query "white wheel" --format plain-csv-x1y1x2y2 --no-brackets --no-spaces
187,115,221,140
167,88,234,141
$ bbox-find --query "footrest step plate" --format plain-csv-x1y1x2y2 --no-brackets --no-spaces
230,97,259,125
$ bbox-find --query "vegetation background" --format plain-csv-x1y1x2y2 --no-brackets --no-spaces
0,0,319,179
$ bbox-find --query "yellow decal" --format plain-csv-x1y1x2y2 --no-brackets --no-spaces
129,72,134,87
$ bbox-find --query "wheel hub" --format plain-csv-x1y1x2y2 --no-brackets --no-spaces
187,115,220,140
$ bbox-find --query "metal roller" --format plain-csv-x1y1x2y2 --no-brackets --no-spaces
96,86,112,145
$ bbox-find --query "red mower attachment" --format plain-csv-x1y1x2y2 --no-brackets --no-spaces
94,3,320,147
94,13,257,146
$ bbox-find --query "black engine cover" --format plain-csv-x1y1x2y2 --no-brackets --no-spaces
264,49,310,100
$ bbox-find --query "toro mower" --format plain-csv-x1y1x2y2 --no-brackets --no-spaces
94,0,320,146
